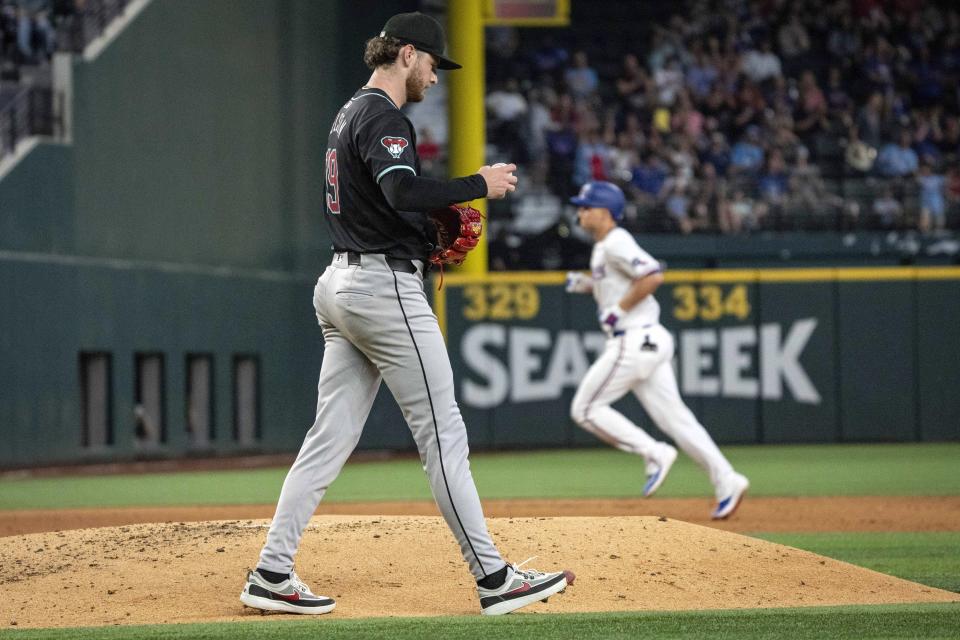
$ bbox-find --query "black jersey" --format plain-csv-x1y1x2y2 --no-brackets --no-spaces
324,87,435,260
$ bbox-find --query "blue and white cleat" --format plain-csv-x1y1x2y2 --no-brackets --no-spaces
712,472,749,519
643,443,678,498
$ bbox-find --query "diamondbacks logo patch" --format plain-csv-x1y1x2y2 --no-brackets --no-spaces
381,136,409,159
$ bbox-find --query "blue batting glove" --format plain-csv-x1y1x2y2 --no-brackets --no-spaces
599,305,625,334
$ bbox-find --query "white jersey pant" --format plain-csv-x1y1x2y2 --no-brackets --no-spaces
258,253,505,580
570,323,734,489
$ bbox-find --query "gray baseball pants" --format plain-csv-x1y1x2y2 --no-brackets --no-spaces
257,252,505,580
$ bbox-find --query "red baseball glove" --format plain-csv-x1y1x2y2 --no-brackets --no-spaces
427,203,484,266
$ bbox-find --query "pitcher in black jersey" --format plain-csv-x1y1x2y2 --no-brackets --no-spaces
240,12,573,617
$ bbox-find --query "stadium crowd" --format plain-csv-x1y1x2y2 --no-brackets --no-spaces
1,0,65,76
0,0,115,89
481,0,960,244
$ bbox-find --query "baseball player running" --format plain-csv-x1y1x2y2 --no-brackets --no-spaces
565,181,749,519
240,12,572,617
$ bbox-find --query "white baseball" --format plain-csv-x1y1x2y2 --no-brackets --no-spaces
492,162,507,168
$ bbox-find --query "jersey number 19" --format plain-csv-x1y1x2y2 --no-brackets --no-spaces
325,148,340,215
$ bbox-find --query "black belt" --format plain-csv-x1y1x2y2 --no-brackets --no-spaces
613,323,653,337
344,251,417,274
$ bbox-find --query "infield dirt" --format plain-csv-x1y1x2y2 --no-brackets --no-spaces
2,514,958,629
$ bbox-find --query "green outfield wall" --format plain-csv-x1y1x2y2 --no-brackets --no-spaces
0,0,411,467
435,267,960,449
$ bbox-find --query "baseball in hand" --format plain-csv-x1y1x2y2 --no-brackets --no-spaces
492,162,507,168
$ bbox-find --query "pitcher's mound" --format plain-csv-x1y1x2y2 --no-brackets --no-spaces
2,516,957,629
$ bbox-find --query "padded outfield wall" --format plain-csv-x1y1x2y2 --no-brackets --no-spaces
435,268,960,448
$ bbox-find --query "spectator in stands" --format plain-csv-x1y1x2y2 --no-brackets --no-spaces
486,26,520,84
862,36,897,95
855,92,888,151
729,125,765,175
486,78,528,163
741,39,782,84
692,161,728,233
939,115,960,160
825,67,853,125
16,5,32,63
620,110,646,149
629,152,670,206
946,165,960,217
550,91,579,131
876,129,919,178
615,53,652,113
701,131,731,177
778,10,811,77
1,3,16,66
827,10,860,69
647,24,688,74
546,123,578,197
872,186,904,228
917,161,947,233
727,188,761,233
33,8,55,58
661,174,693,234
608,131,639,184
757,148,791,228
573,129,612,189
564,50,598,101
525,88,553,183
531,34,568,74
654,55,684,107
789,146,853,229
732,79,766,133
794,71,828,142
909,45,944,109
686,44,718,101
666,133,698,183
671,90,705,140
912,107,943,162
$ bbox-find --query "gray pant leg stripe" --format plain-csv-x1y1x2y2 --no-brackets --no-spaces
392,272,488,577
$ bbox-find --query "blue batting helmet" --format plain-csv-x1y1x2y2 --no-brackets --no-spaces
570,181,626,222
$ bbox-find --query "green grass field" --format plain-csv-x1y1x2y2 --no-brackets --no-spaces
1,443,958,639
2,443,959,510
2,605,959,640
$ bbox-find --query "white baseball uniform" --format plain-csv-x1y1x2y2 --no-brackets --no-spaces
569,227,736,494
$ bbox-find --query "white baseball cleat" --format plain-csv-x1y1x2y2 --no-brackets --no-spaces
643,443,678,497
712,472,750,519
240,569,336,615
478,559,574,616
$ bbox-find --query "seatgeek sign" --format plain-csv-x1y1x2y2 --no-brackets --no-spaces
458,320,820,409
444,281,823,411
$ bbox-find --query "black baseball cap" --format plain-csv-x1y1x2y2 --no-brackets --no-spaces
379,12,461,70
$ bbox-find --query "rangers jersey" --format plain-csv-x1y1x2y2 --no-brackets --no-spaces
589,227,663,329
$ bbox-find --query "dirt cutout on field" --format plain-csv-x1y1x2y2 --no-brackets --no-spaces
2,515,958,629
3,496,960,536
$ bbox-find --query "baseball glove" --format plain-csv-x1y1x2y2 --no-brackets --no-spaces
427,203,484,266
